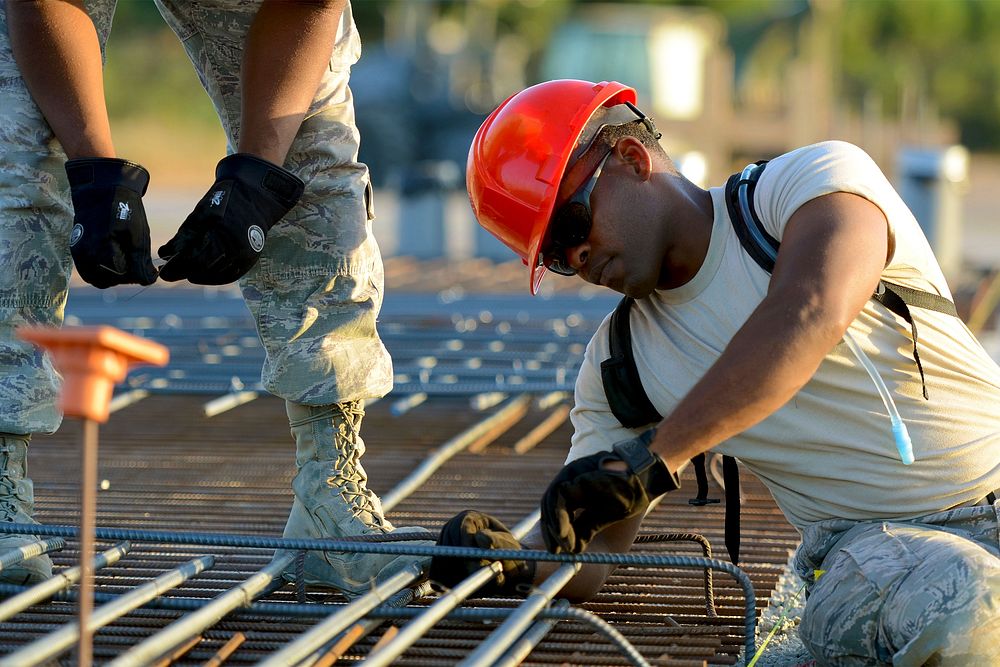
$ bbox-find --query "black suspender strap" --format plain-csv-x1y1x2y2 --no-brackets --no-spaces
688,453,718,507
877,281,958,316
601,295,741,563
722,455,741,564
873,281,958,399
601,296,662,429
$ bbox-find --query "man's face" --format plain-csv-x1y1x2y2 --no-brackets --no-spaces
542,149,610,276
542,140,663,299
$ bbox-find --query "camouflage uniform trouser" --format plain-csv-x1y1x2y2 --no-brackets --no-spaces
0,0,393,435
795,500,1000,666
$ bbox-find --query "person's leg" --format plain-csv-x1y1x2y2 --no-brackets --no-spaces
153,0,425,595
0,433,45,583
279,400,429,595
799,516,1000,666
0,0,117,585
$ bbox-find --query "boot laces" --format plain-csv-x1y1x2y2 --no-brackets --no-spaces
0,444,20,522
325,402,388,530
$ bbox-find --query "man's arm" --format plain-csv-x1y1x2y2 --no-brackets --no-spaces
8,1,159,287
238,0,347,164
523,513,644,601
155,0,343,285
7,0,115,159
651,191,889,471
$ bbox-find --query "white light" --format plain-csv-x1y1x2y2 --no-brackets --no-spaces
650,25,707,120
428,18,467,55
679,151,708,187
942,146,969,183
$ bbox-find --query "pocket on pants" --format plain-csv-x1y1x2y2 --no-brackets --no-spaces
837,523,918,593
799,523,915,664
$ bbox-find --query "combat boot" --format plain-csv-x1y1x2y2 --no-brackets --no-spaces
0,434,52,584
278,401,431,596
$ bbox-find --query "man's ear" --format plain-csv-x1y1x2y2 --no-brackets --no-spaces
616,137,652,181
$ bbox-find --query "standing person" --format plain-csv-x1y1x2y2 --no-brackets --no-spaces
0,0,427,595
433,79,1000,665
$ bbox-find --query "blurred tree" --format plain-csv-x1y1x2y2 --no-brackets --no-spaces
97,0,1000,164
103,7,224,185
568,0,1000,149
835,0,1000,149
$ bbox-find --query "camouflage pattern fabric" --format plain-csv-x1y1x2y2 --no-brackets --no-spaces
0,0,392,435
796,500,1000,665
0,0,115,435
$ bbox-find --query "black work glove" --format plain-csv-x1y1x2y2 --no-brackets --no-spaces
65,158,158,288
157,153,304,285
540,428,680,554
430,510,536,597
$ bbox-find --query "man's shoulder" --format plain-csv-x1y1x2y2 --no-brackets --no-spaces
769,140,876,172
757,140,889,204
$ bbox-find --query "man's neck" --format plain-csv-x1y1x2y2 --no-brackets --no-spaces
657,178,714,289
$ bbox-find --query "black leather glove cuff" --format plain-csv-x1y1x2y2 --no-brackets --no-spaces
65,158,150,196
431,510,535,596
216,153,304,209
612,428,681,498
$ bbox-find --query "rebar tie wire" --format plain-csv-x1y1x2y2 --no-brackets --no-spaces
0,522,757,658
635,532,717,617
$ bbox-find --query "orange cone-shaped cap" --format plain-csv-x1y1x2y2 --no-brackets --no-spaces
18,326,169,423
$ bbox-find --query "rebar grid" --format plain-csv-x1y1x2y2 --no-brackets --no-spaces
0,286,807,664
0,521,757,660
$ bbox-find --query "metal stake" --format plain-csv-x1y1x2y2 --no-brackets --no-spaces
78,418,99,667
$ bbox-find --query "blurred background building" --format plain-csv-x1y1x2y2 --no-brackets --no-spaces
104,0,1000,337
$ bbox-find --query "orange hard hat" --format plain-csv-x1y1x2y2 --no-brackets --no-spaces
467,79,637,294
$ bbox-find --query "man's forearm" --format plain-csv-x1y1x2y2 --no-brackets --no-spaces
522,514,643,602
7,0,115,159
238,0,347,164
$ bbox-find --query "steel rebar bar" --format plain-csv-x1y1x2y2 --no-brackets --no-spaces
491,599,570,667
380,394,530,511
0,542,131,623
200,632,245,667
513,404,570,454
363,561,506,667
0,537,65,573
106,553,294,667
455,563,582,667
1,555,214,666
256,565,423,667
362,510,541,667
202,390,259,418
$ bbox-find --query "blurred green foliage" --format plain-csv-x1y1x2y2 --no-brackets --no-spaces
100,0,1000,150
835,0,1000,149
103,4,218,129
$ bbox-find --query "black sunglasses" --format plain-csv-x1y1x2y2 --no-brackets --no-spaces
541,150,611,276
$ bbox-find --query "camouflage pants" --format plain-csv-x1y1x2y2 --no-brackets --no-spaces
0,0,392,435
795,501,1000,666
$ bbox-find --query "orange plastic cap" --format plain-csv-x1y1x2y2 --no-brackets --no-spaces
18,325,169,423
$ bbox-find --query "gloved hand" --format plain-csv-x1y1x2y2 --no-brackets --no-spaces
429,510,536,597
65,158,157,288
157,153,304,285
540,428,680,554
